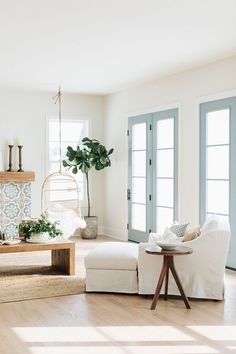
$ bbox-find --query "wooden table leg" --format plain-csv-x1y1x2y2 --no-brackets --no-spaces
51,244,75,275
169,257,191,309
164,265,169,301
151,255,169,310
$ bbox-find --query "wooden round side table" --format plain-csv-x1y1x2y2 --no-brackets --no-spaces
145,246,193,310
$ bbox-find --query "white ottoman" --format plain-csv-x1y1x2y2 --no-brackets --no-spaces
85,242,138,293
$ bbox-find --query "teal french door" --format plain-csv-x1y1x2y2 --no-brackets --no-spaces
128,109,178,242
200,97,236,269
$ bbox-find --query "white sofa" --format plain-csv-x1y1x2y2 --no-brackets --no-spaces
85,216,231,300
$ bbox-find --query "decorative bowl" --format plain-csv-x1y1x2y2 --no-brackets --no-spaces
156,241,177,250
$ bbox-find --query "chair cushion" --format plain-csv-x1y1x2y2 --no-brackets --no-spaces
85,242,138,271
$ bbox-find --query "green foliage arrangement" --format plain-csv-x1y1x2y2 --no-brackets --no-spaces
19,215,63,239
63,137,114,217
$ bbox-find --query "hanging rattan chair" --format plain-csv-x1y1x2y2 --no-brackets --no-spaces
41,171,80,212
41,87,85,237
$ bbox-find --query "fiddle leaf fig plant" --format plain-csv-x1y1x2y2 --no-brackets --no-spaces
62,137,114,217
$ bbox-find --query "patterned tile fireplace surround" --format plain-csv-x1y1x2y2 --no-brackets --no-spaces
0,182,32,237
0,172,35,236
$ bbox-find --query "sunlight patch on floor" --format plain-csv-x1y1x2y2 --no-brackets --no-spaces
188,325,236,340
11,326,221,354
13,326,194,342
27,346,218,354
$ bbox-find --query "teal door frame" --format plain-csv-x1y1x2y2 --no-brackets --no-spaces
200,96,236,269
128,109,178,243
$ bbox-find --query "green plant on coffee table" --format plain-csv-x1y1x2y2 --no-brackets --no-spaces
19,215,63,239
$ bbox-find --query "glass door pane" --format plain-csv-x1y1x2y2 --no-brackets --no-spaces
206,180,229,215
132,151,146,176
156,207,173,234
132,123,146,150
206,109,229,145
157,118,174,148
156,150,174,177
156,178,173,207
132,178,146,204
132,204,146,232
207,146,229,180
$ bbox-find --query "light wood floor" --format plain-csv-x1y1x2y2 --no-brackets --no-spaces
0,235,236,354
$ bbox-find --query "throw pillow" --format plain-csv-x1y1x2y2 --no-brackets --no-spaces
170,222,189,237
182,227,200,242
46,208,86,239
148,228,180,243
148,232,162,243
161,227,179,242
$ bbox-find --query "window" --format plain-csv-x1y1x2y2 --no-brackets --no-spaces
128,108,178,242
47,117,88,203
200,97,236,269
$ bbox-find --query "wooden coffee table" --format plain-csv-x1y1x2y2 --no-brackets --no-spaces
145,246,193,310
0,240,75,275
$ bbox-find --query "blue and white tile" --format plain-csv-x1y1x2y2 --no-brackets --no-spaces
22,183,31,198
3,202,20,220
3,222,19,237
3,182,21,200
23,202,31,218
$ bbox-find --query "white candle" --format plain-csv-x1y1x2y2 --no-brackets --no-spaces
8,140,14,146
18,141,23,146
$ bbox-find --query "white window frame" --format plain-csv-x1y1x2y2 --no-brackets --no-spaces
46,115,89,207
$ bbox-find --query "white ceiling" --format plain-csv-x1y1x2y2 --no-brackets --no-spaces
0,0,236,95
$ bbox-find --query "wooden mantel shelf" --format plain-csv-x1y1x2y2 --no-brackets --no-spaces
0,171,35,182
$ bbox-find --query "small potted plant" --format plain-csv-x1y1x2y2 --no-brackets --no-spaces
19,214,63,241
63,137,114,239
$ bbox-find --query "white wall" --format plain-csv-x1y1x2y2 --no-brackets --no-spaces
0,89,105,232
103,55,236,240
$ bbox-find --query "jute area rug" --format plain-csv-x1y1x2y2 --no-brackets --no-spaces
0,238,89,303
0,266,85,303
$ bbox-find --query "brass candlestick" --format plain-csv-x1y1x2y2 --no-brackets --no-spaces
7,145,14,172
18,145,24,172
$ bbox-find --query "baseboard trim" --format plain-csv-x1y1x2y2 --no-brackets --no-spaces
102,226,127,241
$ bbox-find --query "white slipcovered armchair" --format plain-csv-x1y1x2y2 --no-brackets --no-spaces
138,216,231,299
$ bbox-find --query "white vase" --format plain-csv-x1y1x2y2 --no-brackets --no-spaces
30,232,50,241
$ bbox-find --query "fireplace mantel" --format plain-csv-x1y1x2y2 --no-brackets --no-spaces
0,171,35,182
